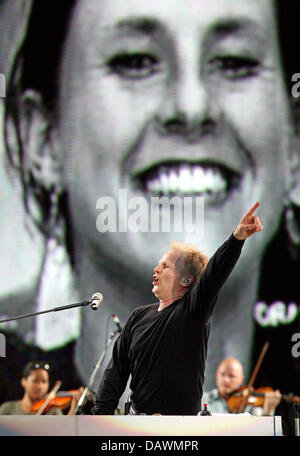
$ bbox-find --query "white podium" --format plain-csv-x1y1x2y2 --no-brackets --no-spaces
0,414,282,436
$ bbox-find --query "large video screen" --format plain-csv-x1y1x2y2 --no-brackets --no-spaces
0,0,299,425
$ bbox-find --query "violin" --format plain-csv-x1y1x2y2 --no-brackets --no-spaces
31,380,93,415
226,385,300,413
32,389,80,414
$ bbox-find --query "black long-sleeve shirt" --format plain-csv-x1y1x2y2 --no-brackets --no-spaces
92,233,244,415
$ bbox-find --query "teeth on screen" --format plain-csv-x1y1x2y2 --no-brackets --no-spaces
192,167,205,192
146,165,227,195
178,167,191,193
160,171,170,194
169,170,179,193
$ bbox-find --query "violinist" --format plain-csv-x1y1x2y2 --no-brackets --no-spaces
0,361,84,415
202,358,281,416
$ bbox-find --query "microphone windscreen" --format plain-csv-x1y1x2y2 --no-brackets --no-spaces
91,292,103,310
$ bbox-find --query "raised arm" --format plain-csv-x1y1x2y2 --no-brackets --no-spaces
188,202,263,322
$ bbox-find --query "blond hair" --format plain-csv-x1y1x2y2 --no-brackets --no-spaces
170,241,209,287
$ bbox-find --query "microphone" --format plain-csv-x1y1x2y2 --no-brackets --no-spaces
90,292,103,310
112,314,122,333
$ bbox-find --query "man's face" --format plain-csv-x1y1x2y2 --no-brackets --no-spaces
58,0,294,272
216,360,244,397
152,250,184,300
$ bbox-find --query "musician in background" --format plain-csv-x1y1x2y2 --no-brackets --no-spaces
0,360,83,415
202,358,281,416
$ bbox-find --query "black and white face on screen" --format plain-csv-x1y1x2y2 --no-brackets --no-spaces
1,0,299,399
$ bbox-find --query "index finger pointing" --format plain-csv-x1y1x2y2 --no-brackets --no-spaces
246,201,260,217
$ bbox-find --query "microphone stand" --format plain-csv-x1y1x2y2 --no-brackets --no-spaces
0,300,93,324
74,328,120,415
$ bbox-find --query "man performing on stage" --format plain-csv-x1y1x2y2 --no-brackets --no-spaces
92,202,263,415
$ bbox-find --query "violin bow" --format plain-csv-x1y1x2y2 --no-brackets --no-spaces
237,341,270,413
35,380,62,415
247,341,270,389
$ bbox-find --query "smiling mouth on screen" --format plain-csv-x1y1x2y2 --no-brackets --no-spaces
132,161,241,203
